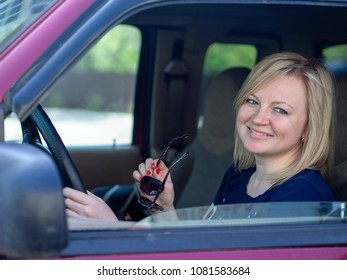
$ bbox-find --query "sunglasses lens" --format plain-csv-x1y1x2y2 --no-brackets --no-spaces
137,135,189,211
138,196,164,211
140,176,162,195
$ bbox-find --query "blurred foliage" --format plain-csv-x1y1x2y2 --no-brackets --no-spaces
323,44,347,61
72,25,140,73
204,43,257,74
323,44,347,75
51,24,347,113
47,25,259,112
71,25,257,74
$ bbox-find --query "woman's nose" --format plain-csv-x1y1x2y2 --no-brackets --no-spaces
252,107,270,124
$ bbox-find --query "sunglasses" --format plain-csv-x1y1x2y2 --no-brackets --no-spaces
138,134,189,211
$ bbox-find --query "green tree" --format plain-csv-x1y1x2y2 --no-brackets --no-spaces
73,25,140,73
204,43,257,74
72,25,258,75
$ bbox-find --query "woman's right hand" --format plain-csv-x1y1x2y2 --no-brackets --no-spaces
63,187,118,221
133,158,175,212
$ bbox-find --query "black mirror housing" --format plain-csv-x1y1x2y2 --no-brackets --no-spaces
0,143,67,259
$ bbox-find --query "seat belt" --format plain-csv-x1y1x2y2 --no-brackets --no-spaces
162,39,189,161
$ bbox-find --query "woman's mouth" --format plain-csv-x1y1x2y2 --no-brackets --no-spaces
248,127,273,137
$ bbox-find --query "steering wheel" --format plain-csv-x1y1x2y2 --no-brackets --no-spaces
21,105,87,193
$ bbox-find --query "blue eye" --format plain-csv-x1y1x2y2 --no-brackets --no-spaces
274,107,288,115
245,98,258,105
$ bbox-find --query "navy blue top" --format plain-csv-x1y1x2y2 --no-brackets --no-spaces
214,165,335,205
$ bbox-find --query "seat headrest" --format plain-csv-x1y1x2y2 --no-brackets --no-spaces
199,67,250,154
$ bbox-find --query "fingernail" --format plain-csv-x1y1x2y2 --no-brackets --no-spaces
146,170,152,175
139,176,142,181
151,162,156,167
156,168,160,174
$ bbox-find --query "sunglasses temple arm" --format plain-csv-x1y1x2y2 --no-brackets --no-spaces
155,143,171,168
150,151,189,209
158,151,189,192
155,134,189,168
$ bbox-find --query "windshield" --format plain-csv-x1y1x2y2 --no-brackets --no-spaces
0,0,57,51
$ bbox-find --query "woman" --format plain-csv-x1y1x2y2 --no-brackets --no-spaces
63,52,336,220
133,51,336,212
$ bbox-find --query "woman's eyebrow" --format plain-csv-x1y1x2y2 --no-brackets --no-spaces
252,92,294,109
248,94,258,100
272,101,294,109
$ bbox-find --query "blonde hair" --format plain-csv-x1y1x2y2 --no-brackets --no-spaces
233,52,336,183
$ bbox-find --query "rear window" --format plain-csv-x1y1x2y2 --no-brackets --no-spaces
323,44,347,76
198,43,257,126
0,0,57,52
203,43,257,75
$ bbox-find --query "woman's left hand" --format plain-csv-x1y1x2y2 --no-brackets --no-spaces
133,158,176,212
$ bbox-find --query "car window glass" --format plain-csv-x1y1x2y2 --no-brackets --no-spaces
133,202,346,229
37,24,140,147
198,43,257,126
203,43,257,75
5,24,140,146
4,112,20,142
323,44,347,76
0,0,57,52
66,201,347,231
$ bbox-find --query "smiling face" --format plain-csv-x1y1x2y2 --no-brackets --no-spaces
236,74,308,164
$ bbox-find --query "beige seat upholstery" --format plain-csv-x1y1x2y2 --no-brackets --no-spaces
172,67,250,208
94,67,250,219
329,72,347,201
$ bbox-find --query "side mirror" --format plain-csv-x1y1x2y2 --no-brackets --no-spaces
0,143,67,259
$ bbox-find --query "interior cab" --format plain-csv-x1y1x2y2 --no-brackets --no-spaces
1,0,347,259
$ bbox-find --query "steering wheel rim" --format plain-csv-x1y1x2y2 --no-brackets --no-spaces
21,105,87,193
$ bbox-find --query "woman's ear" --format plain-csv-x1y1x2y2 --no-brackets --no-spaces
301,129,308,142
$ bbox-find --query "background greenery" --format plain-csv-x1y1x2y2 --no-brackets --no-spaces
72,25,257,75
45,24,347,112
73,24,347,75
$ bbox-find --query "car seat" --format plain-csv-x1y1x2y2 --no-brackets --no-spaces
329,72,347,201
94,67,250,218
171,67,251,208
